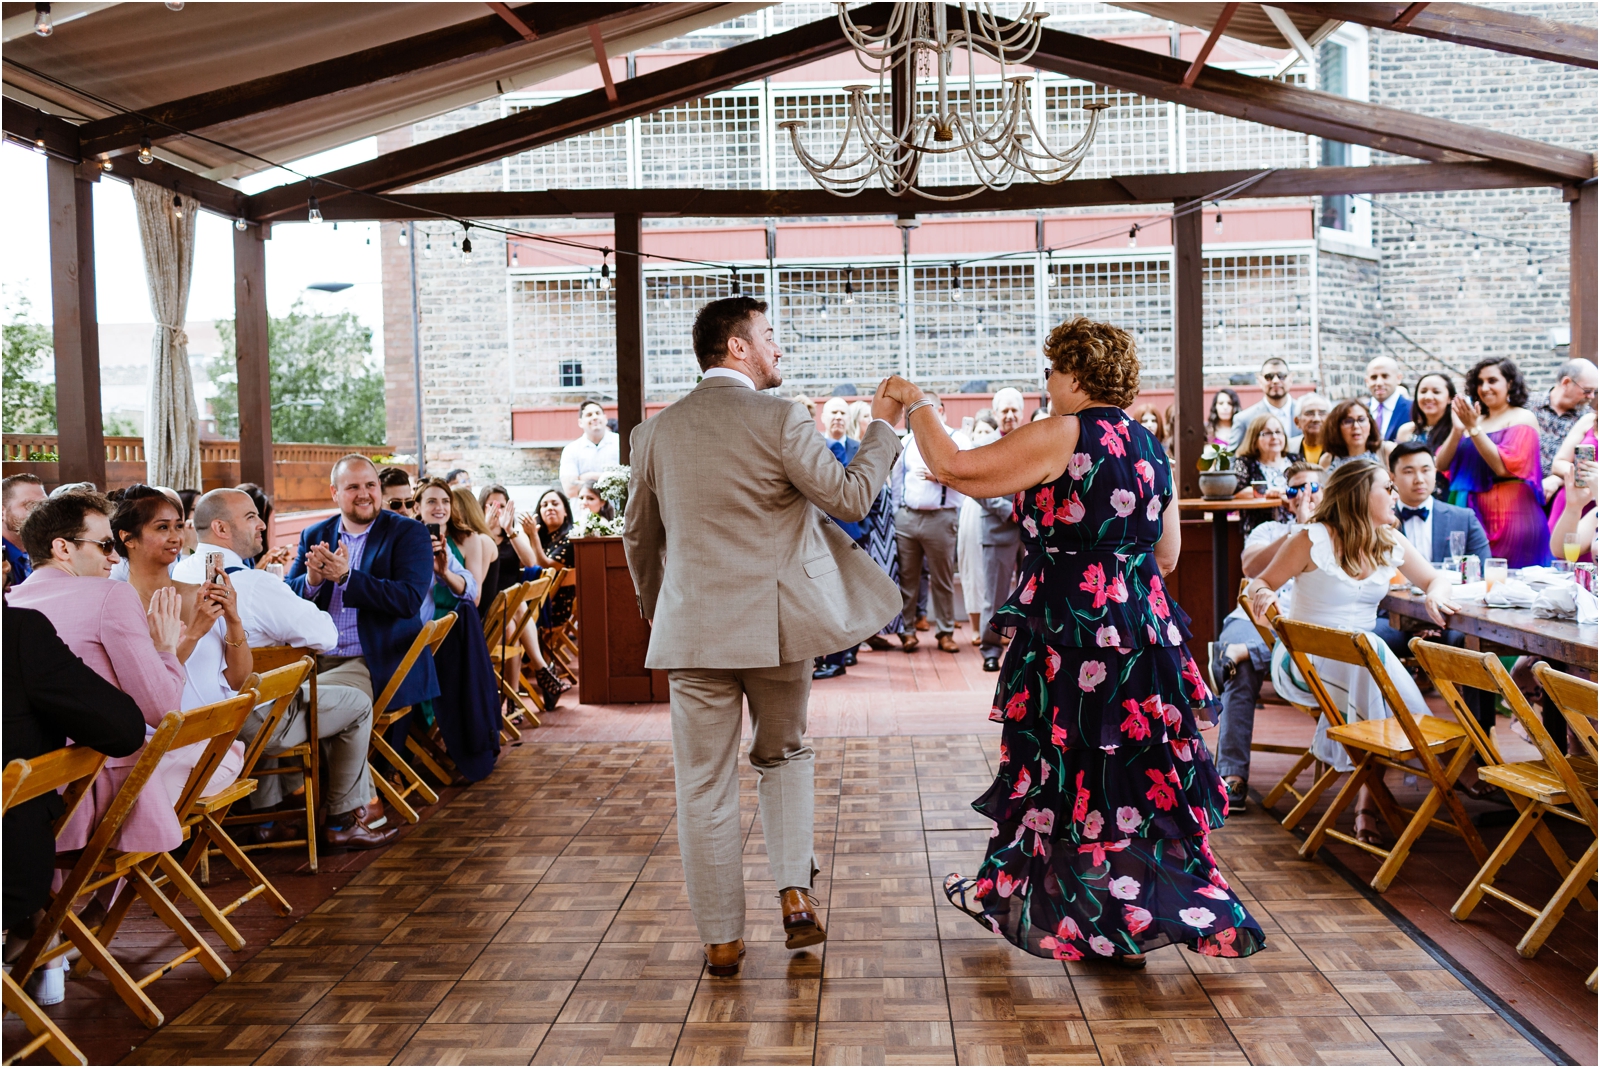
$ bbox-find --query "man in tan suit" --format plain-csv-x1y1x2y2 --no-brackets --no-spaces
624,296,904,976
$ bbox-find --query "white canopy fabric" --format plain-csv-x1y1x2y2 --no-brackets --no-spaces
1109,3,1338,52
2,2,761,181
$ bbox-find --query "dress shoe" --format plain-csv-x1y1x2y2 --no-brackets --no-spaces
899,632,920,653
324,799,399,851
914,615,931,632
865,635,893,651
841,650,857,667
937,634,958,653
704,939,745,977
812,662,846,680
249,818,305,846
983,656,1000,672
780,887,827,949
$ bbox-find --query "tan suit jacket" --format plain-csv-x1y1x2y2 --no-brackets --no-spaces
624,377,903,670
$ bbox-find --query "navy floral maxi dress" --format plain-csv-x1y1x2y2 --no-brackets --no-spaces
958,407,1266,961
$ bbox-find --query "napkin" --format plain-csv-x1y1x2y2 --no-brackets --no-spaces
1451,581,1488,603
1533,582,1600,624
1515,566,1565,588
1485,580,1537,609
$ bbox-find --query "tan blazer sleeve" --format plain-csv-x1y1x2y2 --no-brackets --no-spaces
622,423,664,619
781,408,901,523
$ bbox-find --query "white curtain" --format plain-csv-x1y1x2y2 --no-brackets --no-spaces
134,179,202,490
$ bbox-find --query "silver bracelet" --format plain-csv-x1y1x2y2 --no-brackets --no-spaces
905,398,937,420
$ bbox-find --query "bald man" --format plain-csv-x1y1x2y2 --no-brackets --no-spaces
1365,356,1411,442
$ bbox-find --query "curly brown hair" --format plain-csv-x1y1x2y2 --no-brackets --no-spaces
1043,317,1140,409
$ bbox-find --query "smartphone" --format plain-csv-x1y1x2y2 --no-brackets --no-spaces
1576,443,1595,488
427,522,444,541
205,551,224,584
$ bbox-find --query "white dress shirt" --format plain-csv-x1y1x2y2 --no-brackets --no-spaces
172,543,339,653
1398,499,1434,561
559,429,621,491
1368,395,1397,437
900,427,965,510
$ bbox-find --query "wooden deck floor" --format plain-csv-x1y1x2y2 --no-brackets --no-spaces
5,635,1592,1065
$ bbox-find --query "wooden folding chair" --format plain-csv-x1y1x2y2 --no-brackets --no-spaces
13,694,256,1029
1269,611,1487,891
539,566,579,683
183,658,315,922
368,613,455,824
1412,645,1597,957
1537,665,1600,992
2,748,107,1065
506,573,559,722
1233,589,1328,815
482,581,533,739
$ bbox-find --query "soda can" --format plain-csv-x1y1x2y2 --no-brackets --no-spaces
1462,556,1482,584
1577,563,1596,593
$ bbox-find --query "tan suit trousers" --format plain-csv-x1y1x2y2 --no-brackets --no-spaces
668,661,815,945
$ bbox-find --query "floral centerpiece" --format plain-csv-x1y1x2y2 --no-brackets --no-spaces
573,465,630,538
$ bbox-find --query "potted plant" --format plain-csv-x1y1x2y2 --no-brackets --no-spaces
1197,443,1238,501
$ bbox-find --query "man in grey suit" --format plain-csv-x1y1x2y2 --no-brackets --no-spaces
976,494,1021,672
624,296,905,977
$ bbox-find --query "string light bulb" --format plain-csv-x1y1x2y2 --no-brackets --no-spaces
234,217,247,232
950,265,962,303
424,236,433,258
1128,225,1139,247
100,158,113,172
1214,204,1223,234
33,3,52,36
844,269,855,305
137,137,153,165
730,268,741,294
1472,242,1481,259
820,296,829,320
306,196,322,224
460,227,473,261
599,255,611,291
1045,251,1057,287
509,243,519,266
165,0,183,8
172,193,183,219
397,227,408,247
1524,254,1536,277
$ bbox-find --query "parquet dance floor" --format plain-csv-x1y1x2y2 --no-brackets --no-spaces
100,729,1558,1066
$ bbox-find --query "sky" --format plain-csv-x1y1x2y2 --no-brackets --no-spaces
1,137,387,362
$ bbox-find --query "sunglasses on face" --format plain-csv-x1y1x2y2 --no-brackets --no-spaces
1283,482,1320,499
1261,371,1287,382
386,498,412,511
67,537,117,556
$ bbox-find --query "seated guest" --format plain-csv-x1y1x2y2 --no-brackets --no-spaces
1392,374,1457,497
1535,358,1598,505
234,482,290,570
176,488,201,557
1290,393,1331,464
2,473,47,582
577,480,615,520
1549,455,1599,563
517,489,577,709
1319,398,1382,471
1443,357,1551,567
1211,461,1322,808
414,479,501,781
1231,359,1296,449
8,492,242,858
380,467,415,518
288,455,439,835
1546,397,1597,531
560,400,620,497
478,483,536,612
445,469,472,490
1232,413,1297,533
107,485,184,583
174,489,395,849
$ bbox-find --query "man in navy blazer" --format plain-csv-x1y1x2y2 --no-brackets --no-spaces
287,455,439,838
1366,356,1413,442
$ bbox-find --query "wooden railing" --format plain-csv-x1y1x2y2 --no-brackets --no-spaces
1,435,412,513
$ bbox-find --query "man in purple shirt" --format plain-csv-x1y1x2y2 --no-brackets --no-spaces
288,455,438,847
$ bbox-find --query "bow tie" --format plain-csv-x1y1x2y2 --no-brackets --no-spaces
1398,505,1429,523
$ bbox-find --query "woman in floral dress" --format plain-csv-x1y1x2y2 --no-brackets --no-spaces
880,318,1264,967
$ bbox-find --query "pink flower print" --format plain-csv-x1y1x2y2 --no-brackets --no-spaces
1133,459,1155,489
1079,563,1109,607
1072,770,1089,823
1108,876,1141,900
1009,766,1033,799
1145,769,1177,810
1146,624,1158,643
1044,646,1061,681
1146,495,1161,522
1089,935,1117,957
1051,720,1068,749
1057,916,1083,942
1022,515,1038,538
988,702,1004,724
1107,574,1129,604
1181,656,1206,697
1197,928,1240,958
1109,488,1137,518
1078,660,1107,692
973,877,995,900
1018,574,1039,605
996,872,1024,898
1121,700,1151,741
1196,884,1230,900
1038,936,1084,960
1036,485,1057,527
1115,806,1142,833
1004,689,1030,721
1056,492,1086,525
1012,491,1026,516
1067,452,1093,480
1179,907,1217,930
1148,576,1171,619
1144,694,1179,728
1097,420,1126,457
1022,807,1055,835
1117,420,1131,440
1077,837,1130,866
1167,621,1184,645
999,743,1010,767
1171,738,1194,762
1040,760,1051,786
1082,810,1104,840
1123,905,1152,935
1209,868,1231,891
1095,625,1121,648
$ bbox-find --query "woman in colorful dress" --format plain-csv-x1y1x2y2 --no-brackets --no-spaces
1445,357,1551,567
879,317,1264,967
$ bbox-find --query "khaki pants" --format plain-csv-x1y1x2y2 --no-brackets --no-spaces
668,661,815,945
245,656,377,817
896,506,959,636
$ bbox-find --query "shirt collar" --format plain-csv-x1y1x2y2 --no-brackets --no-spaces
702,367,756,390
194,542,245,569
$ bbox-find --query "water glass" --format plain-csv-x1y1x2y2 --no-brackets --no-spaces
1484,557,1509,590
1563,532,1583,564
1448,530,1467,559
265,563,285,579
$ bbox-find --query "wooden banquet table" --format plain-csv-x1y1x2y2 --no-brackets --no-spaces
1178,497,1286,637
1381,587,1599,676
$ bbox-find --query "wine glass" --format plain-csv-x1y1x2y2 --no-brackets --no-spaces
1448,530,1466,560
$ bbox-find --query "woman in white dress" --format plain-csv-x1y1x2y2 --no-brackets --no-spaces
1244,459,1457,845
957,416,1000,642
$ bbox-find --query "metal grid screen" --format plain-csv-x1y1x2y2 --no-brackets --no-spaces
1047,257,1175,376
912,262,1038,390
775,266,903,391
1184,72,1313,170
1046,83,1169,178
639,94,764,188
509,278,617,397
504,106,629,190
1204,253,1314,376
644,271,768,392
771,88,879,189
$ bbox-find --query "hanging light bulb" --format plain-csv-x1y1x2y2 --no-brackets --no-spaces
398,227,409,248
585,275,596,291
100,158,113,173
820,297,829,320
1472,242,1482,259
730,268,741,295
138,137,153,165
1524,255,1537,277
460,227,473,261
599,257,611,291
234,217,247,232
844,269,855,305
33,3,52,37
1214,204,1223,234
32,129,45,152
509,243,519,266
172,193,183,219
165,0,183,8
950,265,962,303
1128,225,1139,248
424,236,433,258
307,196,323,224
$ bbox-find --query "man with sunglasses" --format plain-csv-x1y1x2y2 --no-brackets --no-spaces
379,467,415,518
1210,461,1322,811
1230,358,1297,450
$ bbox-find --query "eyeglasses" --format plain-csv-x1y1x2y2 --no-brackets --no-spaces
1283,482,1320,498
66,537,117,556
1340,416,1370,427
1260,371,1287,382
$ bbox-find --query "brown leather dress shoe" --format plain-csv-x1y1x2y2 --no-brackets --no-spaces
704,939,745,977
936,634,958,653
324,799,399,851
780,888,826,949
865,635,893,651
899,632,920,653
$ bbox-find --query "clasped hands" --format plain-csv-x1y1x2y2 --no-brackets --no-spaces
871,375,927,426
304,542,351,587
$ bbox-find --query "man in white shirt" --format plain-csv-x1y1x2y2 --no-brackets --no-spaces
1230,358,1297,449
560,399,621,496
894,394,962,654
175,489,395,850
1365,356,1411,442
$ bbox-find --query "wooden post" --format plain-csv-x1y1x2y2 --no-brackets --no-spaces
45,158,106,489
1571,180,1597,363
614,212,644,464
234,224,274,495
1173,198,1204,501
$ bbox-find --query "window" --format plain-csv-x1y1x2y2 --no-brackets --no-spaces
560,360,585,389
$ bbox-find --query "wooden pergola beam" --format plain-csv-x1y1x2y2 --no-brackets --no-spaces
291,161,1563,222
1278,2,1598,69
74,2,652,159
1182,2,1240,88
243,5,890,223
1028,19,1595,179
45,157,105,489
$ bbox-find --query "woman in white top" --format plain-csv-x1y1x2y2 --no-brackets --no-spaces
956,415,1000,642
1244,459,1457,845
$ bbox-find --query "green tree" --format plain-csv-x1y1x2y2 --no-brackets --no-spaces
212,301,386,445
3,297,57,434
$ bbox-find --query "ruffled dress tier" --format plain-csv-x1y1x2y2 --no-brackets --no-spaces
960,407,1265,961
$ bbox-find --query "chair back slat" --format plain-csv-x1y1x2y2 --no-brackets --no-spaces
167,692,259,821
3,748,107,813
480,583,520,638
1408,640,1506,767
371,614,451,715
427,612,457,656
1265,605,1348,729
2,760,27,812
249,645,311,673
1535,663,1600,764
513,574,554,633
233,659,315,785
1237,583,1277,649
